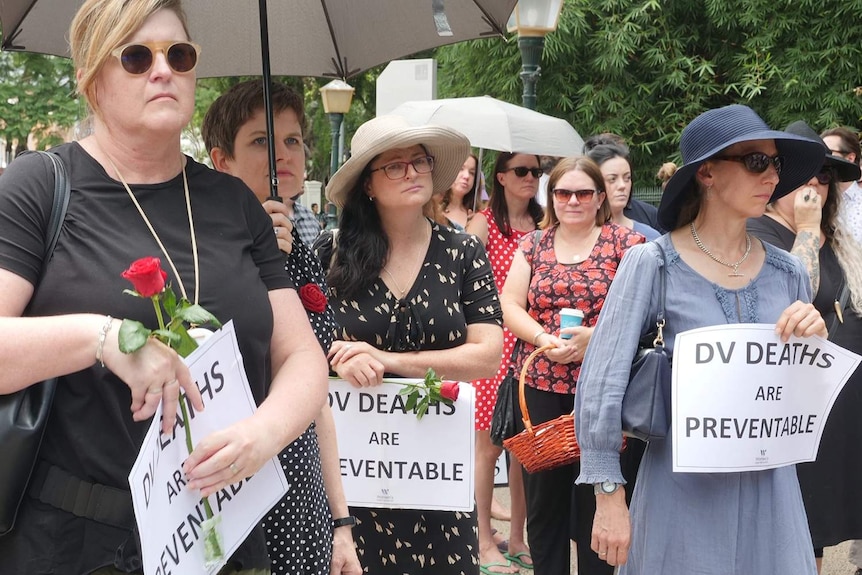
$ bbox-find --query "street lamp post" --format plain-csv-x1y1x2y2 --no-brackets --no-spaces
320,79,355,178
507,0,564,110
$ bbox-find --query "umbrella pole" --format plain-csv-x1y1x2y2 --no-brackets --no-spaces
259,0,280,201
472,148,484,213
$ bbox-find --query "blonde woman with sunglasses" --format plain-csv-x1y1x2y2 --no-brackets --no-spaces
500,156,645,574
0,2,328,573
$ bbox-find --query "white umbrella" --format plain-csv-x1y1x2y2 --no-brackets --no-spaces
389,96,584,157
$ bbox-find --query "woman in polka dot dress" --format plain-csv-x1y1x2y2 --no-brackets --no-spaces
202,79,361,575
466,152,544,572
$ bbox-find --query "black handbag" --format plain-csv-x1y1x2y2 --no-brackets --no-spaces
0,151,70,536
490,231,542,447
621,242,672,442
489,340,523,447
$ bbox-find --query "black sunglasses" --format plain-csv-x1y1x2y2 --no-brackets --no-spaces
553,188,597,202
110,41,201,75
814,167,833,185
715,152,783,175
504,166,543,178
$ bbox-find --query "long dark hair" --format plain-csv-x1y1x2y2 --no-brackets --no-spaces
489,152,543,237
326,169,389,301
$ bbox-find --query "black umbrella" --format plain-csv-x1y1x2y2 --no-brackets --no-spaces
1,0,518,198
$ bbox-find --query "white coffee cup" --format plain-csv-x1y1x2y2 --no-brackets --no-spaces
559,308,584,339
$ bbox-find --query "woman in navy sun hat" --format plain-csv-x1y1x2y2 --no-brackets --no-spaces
574,104,828,574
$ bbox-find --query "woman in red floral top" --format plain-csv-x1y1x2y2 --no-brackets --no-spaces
501,156,644,575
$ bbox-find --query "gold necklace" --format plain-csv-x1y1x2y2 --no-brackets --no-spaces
105,154,200,304
690,222,751,278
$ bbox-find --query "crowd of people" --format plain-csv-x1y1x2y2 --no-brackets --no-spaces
1,1,861,575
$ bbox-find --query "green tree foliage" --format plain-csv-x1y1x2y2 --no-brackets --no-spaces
436,0,862,184
0,51,81,162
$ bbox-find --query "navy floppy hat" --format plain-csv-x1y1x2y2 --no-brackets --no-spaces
658,105,826,231
784,120,861,183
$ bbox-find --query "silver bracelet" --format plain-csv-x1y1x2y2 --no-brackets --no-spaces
96,315,114,368
532,329,546,346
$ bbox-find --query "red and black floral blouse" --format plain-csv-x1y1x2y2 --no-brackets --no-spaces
514,222,645,394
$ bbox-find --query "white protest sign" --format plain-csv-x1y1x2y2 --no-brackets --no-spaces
129,321,289,575
672,324,861,473
329,378,475,511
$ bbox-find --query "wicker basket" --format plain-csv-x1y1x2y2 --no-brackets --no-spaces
503,344,580,473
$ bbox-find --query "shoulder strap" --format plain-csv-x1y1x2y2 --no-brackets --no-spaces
651,241,668,346
828,280,850,341
36,151,71,262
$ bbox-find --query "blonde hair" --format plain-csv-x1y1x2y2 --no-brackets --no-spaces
831,225,862,316
656,162,677,183
70,0,190,117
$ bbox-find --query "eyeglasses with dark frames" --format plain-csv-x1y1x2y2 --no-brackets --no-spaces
368,155,435,180
714,152,783,175
553,188,597,202
110,41,201,75
829,148,852,157
504,166,543,179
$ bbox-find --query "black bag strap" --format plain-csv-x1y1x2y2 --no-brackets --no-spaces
34,150,71,264
651,242,668,347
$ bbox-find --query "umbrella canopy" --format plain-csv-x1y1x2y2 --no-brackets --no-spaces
389,96,584,157
1,0,517,79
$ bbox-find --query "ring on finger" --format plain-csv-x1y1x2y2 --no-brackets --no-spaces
599,552,607,557
230,462,239,475
147,386,162,394
273,227,279,236
166,379,179,387
344,344,353,351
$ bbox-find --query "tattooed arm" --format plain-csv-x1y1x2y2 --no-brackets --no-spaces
791,187,824,296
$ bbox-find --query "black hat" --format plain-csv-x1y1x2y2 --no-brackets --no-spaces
784,120,861,183
658,105,826,231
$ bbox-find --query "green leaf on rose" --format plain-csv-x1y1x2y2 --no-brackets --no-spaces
404,390,419,412
118,319,150,353
152,329,181,347
171,323,199,358
162,286,178,317
175,304,222,327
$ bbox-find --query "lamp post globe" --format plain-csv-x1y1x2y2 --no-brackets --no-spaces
507,0,564,110
320,79,355,178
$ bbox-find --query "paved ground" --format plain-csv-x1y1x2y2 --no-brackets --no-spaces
491,486,856,574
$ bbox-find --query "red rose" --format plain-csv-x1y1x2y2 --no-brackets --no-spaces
440,380,460,402
299,283,327,313
121,257,168,298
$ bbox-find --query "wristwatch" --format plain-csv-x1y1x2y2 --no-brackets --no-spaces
594,481,622,496
332,515,357,529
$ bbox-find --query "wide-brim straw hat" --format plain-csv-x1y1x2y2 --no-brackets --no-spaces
658,104,826,231
784,120,861,183
325,115,470,208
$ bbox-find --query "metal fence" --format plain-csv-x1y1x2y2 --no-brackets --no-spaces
633,186,663,207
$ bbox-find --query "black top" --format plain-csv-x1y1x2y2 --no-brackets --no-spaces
0,142,291,573
748,213,862,547
318,223,502,357
625,198,663,232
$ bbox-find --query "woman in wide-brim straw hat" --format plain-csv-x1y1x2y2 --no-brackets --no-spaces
312,115,504,575
573,104,828,574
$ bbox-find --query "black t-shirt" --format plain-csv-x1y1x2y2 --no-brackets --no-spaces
0,142,291,572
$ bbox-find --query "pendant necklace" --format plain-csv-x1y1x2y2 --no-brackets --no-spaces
105,154,200,304
690,221,751,278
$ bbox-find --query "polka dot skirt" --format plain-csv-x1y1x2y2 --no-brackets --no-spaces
262,231,337,574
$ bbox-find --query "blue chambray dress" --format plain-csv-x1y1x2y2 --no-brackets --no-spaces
575,234,817,575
